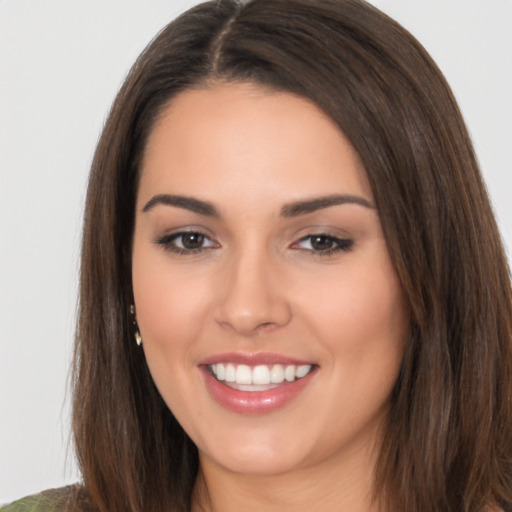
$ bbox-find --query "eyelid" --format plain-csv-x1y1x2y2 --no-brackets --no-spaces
152,226,353,257
290,232,354,255
154,228,220,254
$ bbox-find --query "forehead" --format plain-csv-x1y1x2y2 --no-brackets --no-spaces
139,83,372,206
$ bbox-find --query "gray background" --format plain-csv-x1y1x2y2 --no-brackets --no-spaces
1,0,511,502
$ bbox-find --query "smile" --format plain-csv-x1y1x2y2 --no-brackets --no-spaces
209,363,313,391
199,354,318,414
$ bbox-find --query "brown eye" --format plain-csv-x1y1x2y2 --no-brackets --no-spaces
181,232,205,249
155,231,218,254
310,235,336,251
292,233,354,255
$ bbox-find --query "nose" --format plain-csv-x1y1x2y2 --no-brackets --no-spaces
214,246,292,337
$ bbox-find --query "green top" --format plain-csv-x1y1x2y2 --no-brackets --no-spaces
0,487,79,512
1,495,54,512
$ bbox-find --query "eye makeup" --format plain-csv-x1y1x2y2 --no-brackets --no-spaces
154,228,354,258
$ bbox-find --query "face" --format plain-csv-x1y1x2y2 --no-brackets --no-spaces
132,83,408,478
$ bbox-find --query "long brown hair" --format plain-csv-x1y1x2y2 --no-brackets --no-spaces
72,1,512,510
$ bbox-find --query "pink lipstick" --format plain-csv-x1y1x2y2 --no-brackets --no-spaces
198,352,318,414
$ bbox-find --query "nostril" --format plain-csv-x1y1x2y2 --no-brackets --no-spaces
254,322,279,334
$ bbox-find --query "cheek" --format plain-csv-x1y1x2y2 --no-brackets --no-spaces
314,263,403,325
131,250,214,413
132,247,215,347
303,258,407,433
343,277,406,347
299,250,408,371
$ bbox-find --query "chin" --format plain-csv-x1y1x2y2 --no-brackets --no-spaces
208,446,307,476
196,425,313,476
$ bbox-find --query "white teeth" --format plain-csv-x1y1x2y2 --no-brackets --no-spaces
216,363,225,381
225,363,236,382
284,365,296,382
236,365,252,385
296,364,311,378
270,364,285,383
209,363,313,386
253,365,270,385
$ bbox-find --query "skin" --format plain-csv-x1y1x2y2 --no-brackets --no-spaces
132,83,409,512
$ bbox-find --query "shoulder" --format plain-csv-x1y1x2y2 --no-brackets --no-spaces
0,486,90,512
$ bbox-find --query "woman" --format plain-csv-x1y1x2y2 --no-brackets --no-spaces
3,0,511,510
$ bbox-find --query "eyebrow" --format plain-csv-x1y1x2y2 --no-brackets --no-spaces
142,193,374,218
280,194,374,217
142,194,220,217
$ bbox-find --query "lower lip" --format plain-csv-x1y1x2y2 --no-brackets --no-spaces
200,366,317,414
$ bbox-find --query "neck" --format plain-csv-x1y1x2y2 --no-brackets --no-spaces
191,440,384,512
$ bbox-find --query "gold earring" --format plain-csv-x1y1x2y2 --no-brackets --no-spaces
135,330,142,346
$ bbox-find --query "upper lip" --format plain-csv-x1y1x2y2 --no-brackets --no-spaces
198,352,316,367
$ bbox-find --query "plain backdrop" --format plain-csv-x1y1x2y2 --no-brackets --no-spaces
1,0,511,503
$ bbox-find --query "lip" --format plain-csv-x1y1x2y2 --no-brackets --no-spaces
198,352,318,414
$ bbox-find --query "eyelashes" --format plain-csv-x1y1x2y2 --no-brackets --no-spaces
291,234,354,255
154,231,219,255
154,230,353,257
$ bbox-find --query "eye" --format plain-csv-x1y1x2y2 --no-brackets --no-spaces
155,231,218,254
292,233,353,255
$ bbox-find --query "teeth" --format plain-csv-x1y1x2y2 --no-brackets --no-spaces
253,365,270,385
216,363,225,381
270,364,284,383
296,364,311,378
236,365,252,385
209,363,313,386
284,365,295,382
225,363,236,382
